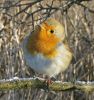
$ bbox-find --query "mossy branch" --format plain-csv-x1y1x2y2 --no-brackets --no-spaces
0,77,94,93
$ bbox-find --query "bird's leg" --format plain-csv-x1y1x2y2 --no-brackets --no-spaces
43,75,55,86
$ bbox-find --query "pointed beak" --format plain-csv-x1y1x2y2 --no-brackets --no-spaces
34,24,46,39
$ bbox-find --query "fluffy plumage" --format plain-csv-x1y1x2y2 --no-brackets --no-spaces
22,18,72,77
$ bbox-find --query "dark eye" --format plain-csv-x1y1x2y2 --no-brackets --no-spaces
50,30,54,34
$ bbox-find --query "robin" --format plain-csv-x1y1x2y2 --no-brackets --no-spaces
22,18,72,79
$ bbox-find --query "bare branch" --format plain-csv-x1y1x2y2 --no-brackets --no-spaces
0,77,94,93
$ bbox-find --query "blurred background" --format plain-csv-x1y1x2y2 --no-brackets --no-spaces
0,0,94,100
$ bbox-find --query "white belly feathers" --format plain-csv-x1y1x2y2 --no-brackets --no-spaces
22,36,72,77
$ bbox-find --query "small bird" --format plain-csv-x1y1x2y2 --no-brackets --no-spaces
22,18,72,79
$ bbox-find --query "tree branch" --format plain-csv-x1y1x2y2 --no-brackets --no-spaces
0,77,94,93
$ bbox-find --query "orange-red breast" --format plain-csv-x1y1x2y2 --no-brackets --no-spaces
22,18,72,77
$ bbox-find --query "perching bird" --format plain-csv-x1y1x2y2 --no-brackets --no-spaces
22,18,72,78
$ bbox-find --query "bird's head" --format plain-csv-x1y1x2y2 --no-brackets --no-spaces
26,18,65,57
